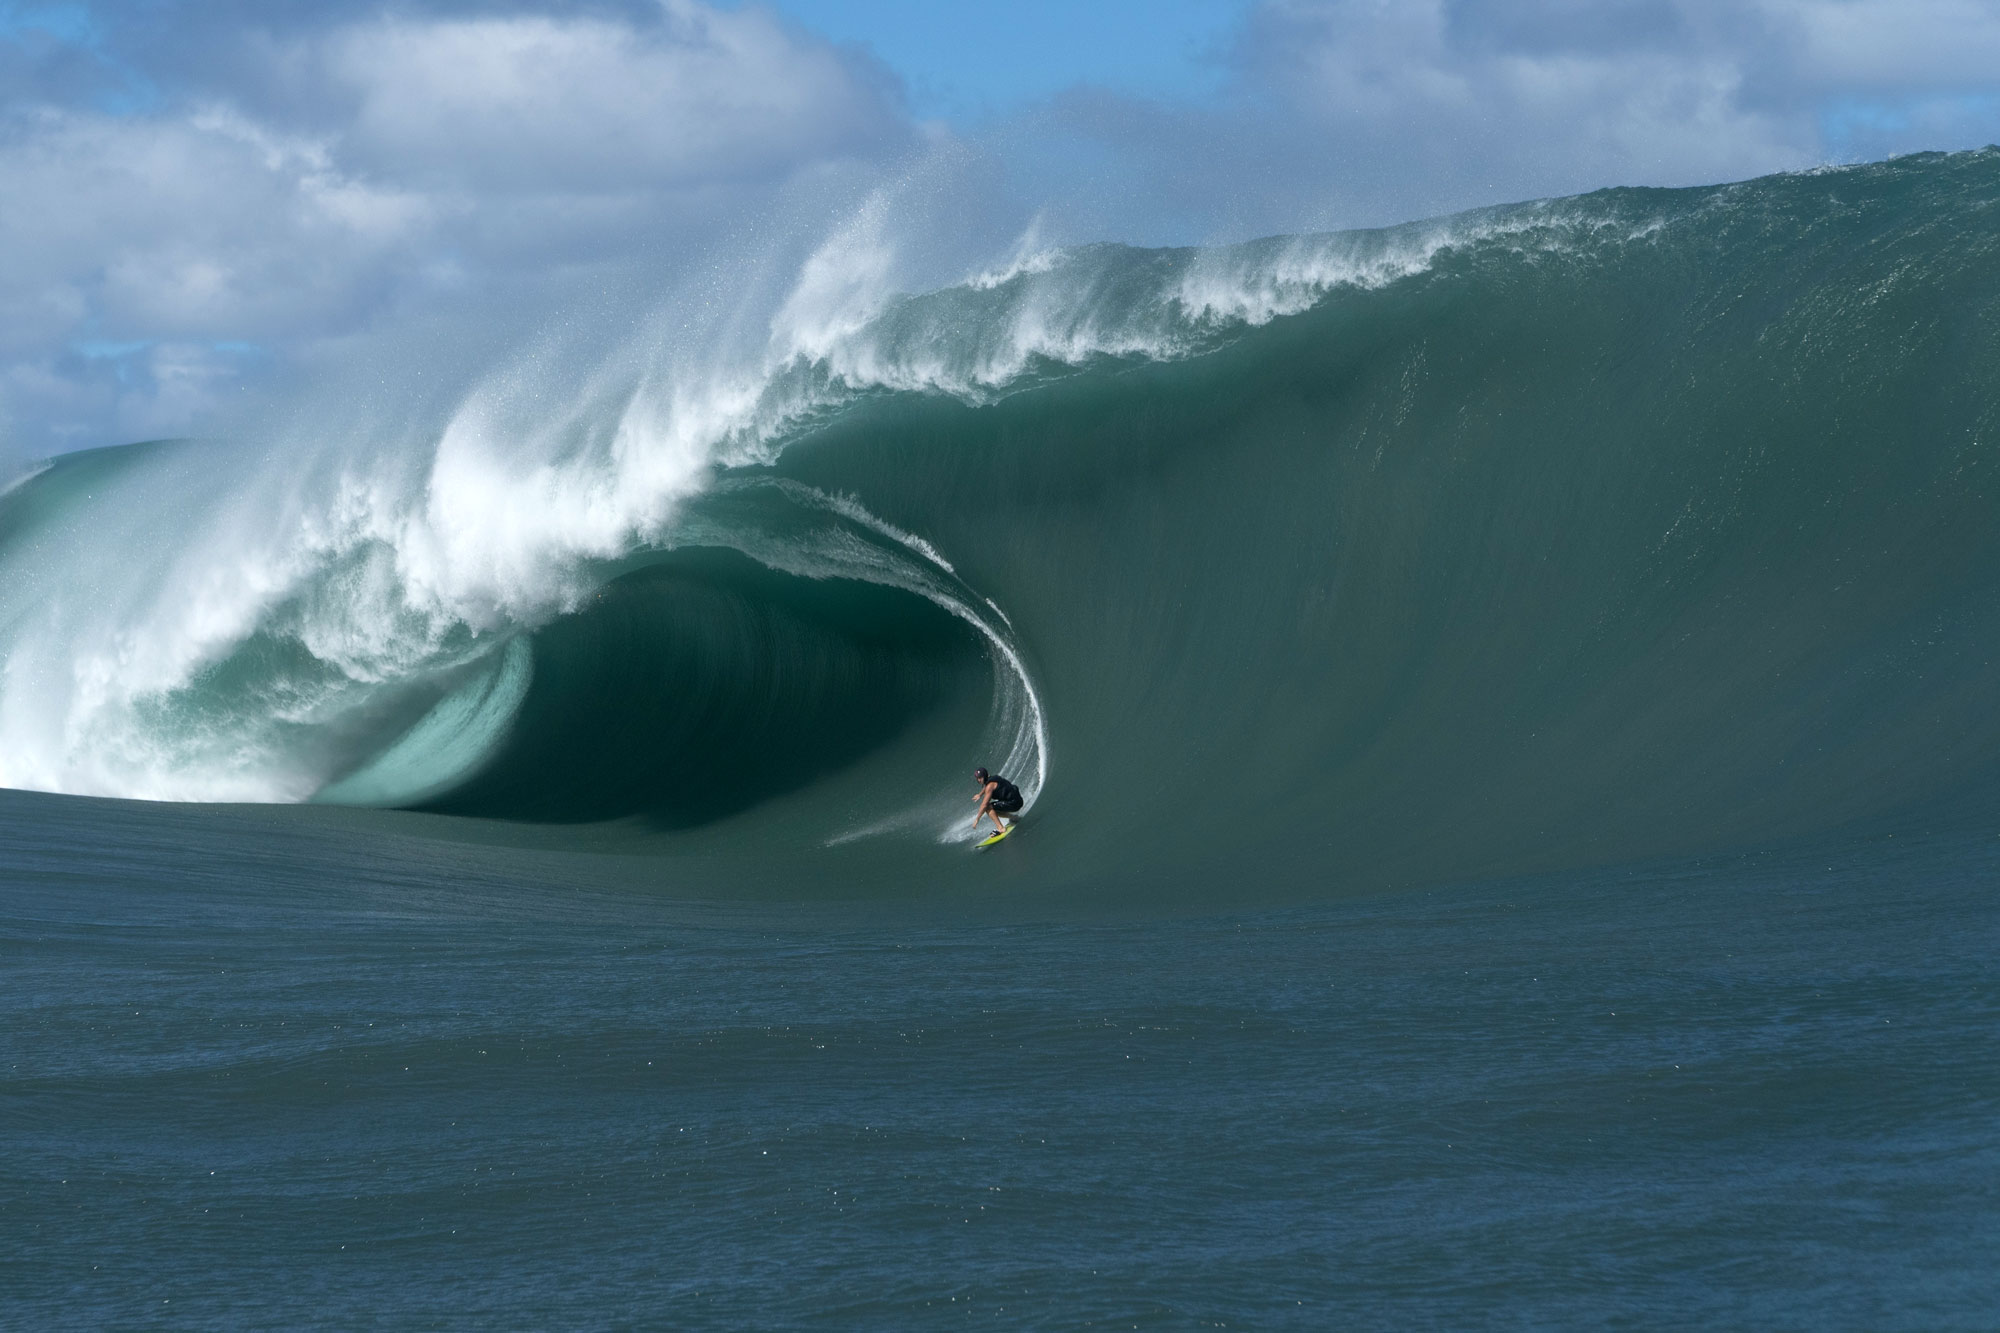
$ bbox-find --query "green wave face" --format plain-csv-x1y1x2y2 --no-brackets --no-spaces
2,150,1997,898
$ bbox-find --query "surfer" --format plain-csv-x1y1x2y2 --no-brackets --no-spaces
972,767,1022,836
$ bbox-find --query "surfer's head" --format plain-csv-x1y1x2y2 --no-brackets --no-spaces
973,768,989,784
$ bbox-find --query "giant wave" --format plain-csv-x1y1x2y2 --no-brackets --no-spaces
2,149,1997,898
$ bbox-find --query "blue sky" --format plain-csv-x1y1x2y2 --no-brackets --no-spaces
2,0,1998,458
760,0,1248,114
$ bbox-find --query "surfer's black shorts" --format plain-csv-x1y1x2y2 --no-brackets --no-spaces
991,795,1023,814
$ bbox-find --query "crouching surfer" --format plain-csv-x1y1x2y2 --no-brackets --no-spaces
972,767,1023,836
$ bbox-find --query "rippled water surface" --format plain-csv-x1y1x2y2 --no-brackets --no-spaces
5,791,1996,1329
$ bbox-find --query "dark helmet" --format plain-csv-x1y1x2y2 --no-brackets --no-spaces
973,767,989,782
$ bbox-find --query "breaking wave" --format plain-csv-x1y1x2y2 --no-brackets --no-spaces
3,149,1998,891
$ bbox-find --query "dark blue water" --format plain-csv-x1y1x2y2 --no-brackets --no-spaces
6,789,1996,1329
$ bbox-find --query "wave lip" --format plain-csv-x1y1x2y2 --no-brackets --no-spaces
397,479,1048,844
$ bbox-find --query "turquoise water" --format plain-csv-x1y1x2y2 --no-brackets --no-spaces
4,151,2000,1323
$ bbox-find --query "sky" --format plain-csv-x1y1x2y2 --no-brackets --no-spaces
2,0,1998,459
759,0,1250,112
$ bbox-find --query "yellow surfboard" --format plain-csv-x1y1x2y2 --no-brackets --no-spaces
976,825,1015,849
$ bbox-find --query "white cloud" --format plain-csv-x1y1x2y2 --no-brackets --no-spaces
1766,0,2000,89
0,0,911,458
0,108,418,344
1005,0,2000,243
323,1,907,192
1239,0,1811,200
1251,1,1804,185
0,105,438,449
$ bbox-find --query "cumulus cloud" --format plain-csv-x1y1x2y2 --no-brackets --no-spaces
0,0,911,458
1768,0,2000,88
1243,0,1803,213
0,104,434,447
1018,0,2000,239
324,3,907,192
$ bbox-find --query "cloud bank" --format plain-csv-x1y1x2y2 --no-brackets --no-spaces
0,0,1995,458
0,0,912,455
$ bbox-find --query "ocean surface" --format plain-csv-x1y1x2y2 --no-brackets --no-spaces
4,150,2000,1325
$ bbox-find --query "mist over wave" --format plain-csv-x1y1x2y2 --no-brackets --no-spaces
2,149,1997,894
